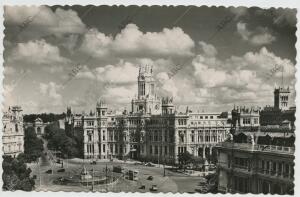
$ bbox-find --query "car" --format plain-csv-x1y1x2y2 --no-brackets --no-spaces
139,185,145,189
45,169,52,174
198,181,208,186
195,188,208,193
134,162,142,165
147,176,153,181
150,185,158,191
90,161,97,165
145,162,155,167
57,168,65,173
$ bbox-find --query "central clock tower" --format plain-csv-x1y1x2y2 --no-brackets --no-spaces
131,65,161,115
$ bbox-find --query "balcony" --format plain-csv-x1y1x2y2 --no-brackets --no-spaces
218,142,295,155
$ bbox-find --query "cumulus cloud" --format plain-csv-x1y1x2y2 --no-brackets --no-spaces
39,82,63,105
237,22,276,45
4,6,86,40
76,60,139,84
189,42,295,106
79,24,195,58
9,39,70,65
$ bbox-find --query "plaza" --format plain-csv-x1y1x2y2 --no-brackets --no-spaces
29,149,211,193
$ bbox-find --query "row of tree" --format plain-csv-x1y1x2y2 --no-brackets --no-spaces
44,122,83,158
2,155,36,191
23,113,65,123
24,126,44,162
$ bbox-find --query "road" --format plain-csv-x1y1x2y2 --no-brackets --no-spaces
28,141,209,192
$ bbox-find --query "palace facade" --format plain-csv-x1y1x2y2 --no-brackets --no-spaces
2,106,24,157
66,65,231,163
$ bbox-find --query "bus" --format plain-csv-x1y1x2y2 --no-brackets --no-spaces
128,170,139,181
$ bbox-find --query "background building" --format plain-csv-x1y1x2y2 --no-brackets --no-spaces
2,106,24,157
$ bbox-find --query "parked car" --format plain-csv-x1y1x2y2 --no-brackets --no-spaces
57,168,65,173
139,185,146,189
45,169,52,174
147,176,153,181
150,185,158,191
90,161,97,165
145,162,155,167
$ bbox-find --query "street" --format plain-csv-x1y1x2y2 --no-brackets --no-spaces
28,151,208,192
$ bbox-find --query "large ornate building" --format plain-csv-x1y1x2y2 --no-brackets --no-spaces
2,106,24,157
66,65,231,163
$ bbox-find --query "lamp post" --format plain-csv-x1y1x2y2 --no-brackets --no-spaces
91,165,94,192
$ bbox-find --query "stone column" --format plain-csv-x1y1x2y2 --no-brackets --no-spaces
203,145,206,159
84,143,87,159
289,164,292,179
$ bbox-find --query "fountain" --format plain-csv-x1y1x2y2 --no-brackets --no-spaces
53,165,119,186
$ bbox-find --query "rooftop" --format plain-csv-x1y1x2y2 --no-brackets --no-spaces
217,142,295,155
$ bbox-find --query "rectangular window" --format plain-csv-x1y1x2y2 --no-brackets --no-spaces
205,116,208,119
103,144,106,153
165,146,168,155
150,145,152,154
155,146,158,154
210,116,213,119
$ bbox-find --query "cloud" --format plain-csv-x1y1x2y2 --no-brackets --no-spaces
236,22,276,45
4,6,86,40
272,9,297,26
189,42,295,106
39,82,63,105
198,41,218,57
156,72,178,98
76,60,139,84
229,7,248,18
79,24,195,58
9,39,70,65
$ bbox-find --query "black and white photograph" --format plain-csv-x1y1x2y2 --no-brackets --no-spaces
1,4,297,195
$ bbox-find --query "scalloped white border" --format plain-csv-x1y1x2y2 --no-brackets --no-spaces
0,1,299,197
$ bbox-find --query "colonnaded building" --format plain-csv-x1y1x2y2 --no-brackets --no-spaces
65,65,231,163
2,106,24,157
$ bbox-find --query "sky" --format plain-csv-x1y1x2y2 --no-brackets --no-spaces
3,6,297,114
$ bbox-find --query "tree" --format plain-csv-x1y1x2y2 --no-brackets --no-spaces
46,122,82,158
192,156,205,170
2,155,35,191
24,127,44,162
178,151,194,170
23,113,65,123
